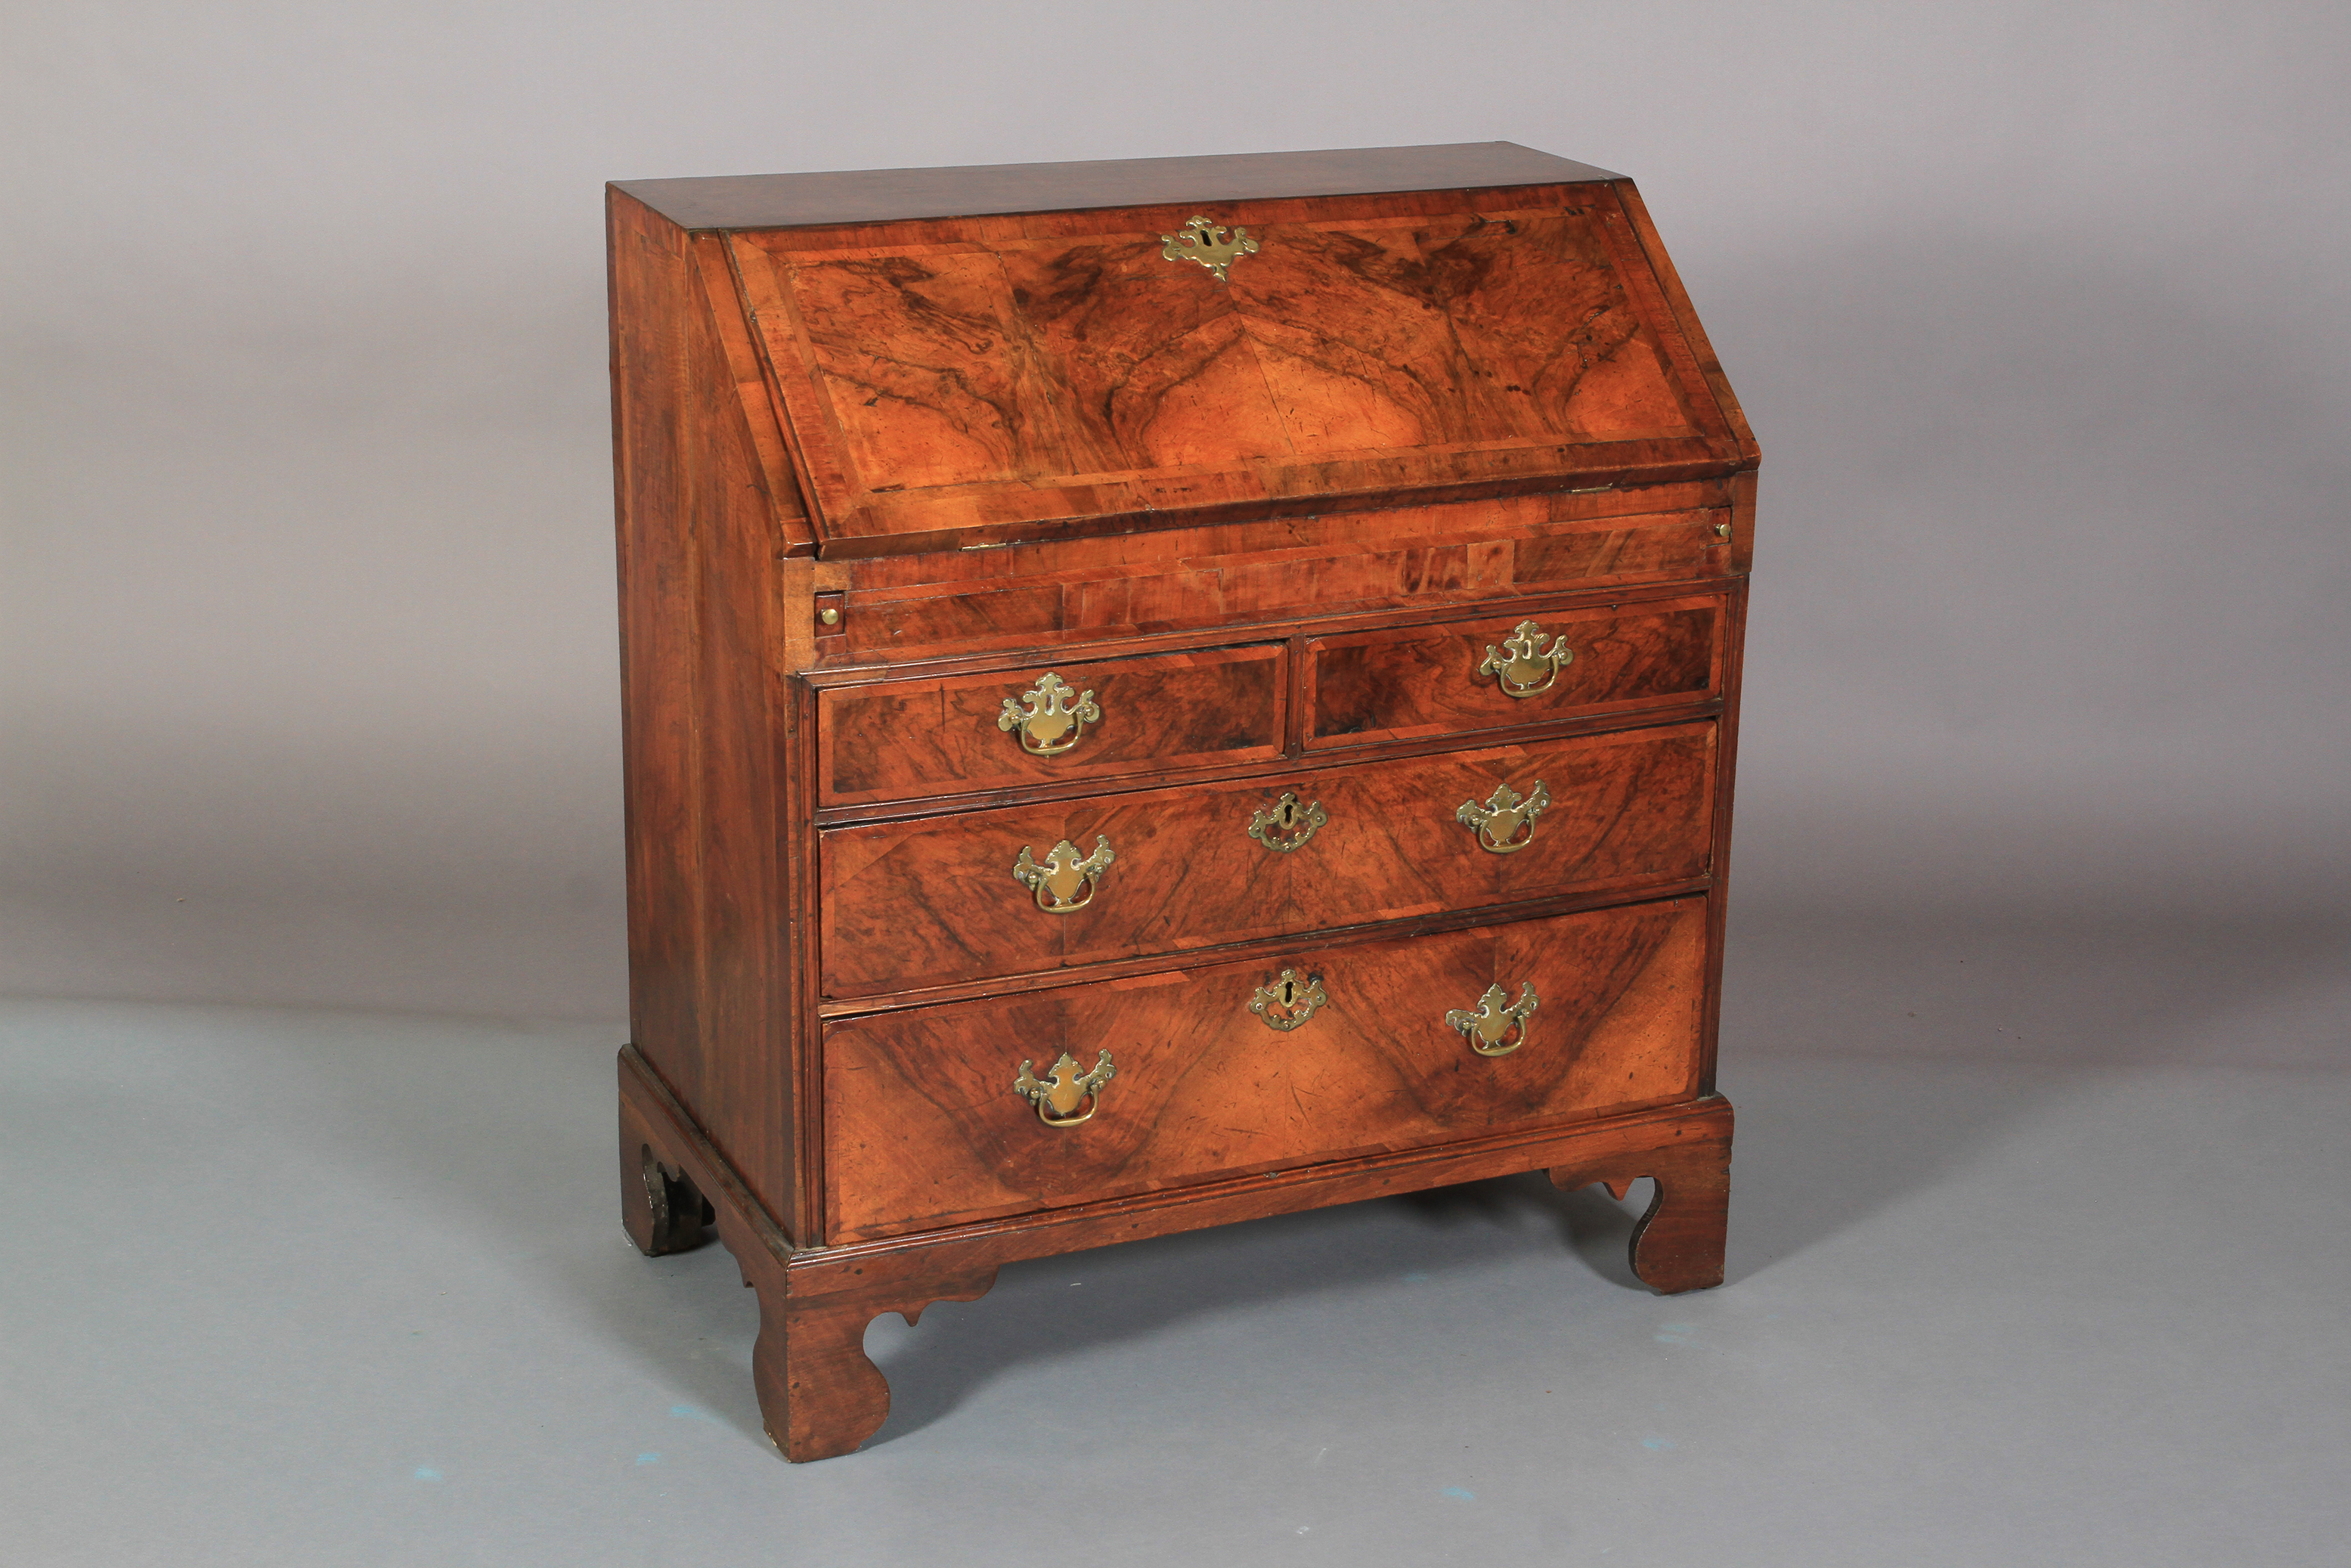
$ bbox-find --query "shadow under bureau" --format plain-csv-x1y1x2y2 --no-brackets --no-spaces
606,141,1758,1461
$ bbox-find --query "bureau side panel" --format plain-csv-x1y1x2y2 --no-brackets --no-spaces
610,190,705,1113
609,188,801,1235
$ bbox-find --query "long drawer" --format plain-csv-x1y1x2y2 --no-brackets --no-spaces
818,720,1716,998
822,897,1709,1242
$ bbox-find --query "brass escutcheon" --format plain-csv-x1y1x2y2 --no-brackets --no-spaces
1478,621,1575,699
1249,968,1327,1031
1247,792,1327,853
1159,215,1259,283
999,672,1100,755
1445,981,1540,1057
1012,835,1115,914
1013,1050,1116,1126
1455,779,1551,854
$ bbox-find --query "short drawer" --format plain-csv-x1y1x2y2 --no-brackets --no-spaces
822,897,1709,1242
818,720,1714,999
1306,595,1723,748
817,643,1285,806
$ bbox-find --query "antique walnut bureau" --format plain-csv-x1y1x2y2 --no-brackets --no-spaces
607,142,1758,1461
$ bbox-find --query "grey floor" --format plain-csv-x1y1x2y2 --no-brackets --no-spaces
4,913,2347,1567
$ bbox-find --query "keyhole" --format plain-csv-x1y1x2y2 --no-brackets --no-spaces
1277,979,1298,1006
1278,801,1298,828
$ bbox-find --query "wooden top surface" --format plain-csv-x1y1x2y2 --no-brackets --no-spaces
612,142,1622,231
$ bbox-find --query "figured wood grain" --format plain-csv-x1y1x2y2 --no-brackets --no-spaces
1232,210,1695,452
818,722,1714,999
829,507,1735,662
819,774,1287,998
726,184,1745,552
844,479,1733,595
614,146,1754,1457
788,249,1069,492
818,643,1284,805
1309,596,1721,748
1287,721,1717,922
822,898,1707,1241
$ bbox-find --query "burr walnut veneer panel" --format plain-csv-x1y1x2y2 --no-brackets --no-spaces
817,642,1284,805
726,186,1747,553
1309,596,1722,748
819,721,1715,998
818,488,1747,662
822,898,1708,1242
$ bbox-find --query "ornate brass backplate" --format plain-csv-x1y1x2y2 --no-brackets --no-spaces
1013,1050,1116,1126
1444,981,1540,1057
1159,215,1259,283
1247,791,1327,852
1012,835,1115,914
1477,621,1575,699
1248,968,1327,1031
1455,779,1551,854
999,672,1100,755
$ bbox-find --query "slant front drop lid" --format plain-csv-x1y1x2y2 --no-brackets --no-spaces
721,191,1741,550
608,142,1757,1460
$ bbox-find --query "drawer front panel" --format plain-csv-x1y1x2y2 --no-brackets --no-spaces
1307,596,1721,748
822,898,1708,1242
819,722,1715,999
1287,720,1714,926
821,780,1285,999
818,643,1284,805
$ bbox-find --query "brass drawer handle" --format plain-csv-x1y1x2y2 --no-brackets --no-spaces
1247,792,1327,852
1478,620,1575,699
999,672,1099,755
1248,968,1327,1031
1159,215,1258,284
1013,1051,1115,1126
1012,835,1114,914
1455,779,1550,854
1445,981,1539,1057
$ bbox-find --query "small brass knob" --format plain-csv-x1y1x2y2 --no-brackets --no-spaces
818,606,841,626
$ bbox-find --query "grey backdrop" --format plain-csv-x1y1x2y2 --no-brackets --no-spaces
5,1,2348,1020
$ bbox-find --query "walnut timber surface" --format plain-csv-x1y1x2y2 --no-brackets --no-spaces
609,142,1753,1459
